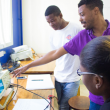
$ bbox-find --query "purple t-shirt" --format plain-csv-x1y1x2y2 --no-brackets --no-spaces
63,20,110,105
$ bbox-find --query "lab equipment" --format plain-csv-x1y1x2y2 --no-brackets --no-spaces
0,70,14,109
0,51,6,71
10,45,33,61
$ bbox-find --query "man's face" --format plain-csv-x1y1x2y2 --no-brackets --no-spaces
45,14,62,30
78,5,95,30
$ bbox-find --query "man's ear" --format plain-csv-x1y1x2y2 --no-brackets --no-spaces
93,75,103,89
94,7,99,15
59,13,63,18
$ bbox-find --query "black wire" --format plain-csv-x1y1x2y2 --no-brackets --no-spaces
2,59,16,69
7,60,13,67
3,57,20,69
5,62,54,110
6,80,54,110
44,99,51,110
7,60,14,69
6,79,19,110
2,60,12,69
10,83,54,110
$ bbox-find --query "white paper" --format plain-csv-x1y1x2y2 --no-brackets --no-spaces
13,99,50,110
26,74,54,90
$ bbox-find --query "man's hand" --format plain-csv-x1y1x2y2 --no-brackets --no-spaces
11,47,67,77
11,65,28,77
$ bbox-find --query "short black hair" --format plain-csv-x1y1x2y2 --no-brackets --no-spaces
45,5,61,16
78,0,103,15
80,36,110,83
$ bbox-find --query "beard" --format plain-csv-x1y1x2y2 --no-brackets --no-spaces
85,26,93,30
82,22,93,30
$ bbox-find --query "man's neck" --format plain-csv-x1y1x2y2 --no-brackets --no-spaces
93,18,108,37
60,20,69,29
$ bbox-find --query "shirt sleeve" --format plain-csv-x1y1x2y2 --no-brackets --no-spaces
63,31,83,56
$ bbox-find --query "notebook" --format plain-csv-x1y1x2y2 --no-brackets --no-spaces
26,74,54,90
13,99,50,110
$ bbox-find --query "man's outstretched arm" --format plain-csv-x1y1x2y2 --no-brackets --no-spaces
11,47,67,77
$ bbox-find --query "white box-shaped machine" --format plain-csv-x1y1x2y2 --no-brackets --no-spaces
10,45,33,61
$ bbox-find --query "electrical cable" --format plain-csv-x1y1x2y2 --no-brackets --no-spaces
6,79,19,110
2,58,20,70
5,80,54,110
6,69,54,110
5,60,54,110
44,95,58,110
10,83,54,110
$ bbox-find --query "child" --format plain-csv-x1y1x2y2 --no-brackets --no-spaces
78,36,110,110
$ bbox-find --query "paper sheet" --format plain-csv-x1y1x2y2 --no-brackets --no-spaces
13,99,50,110
26,74,54,90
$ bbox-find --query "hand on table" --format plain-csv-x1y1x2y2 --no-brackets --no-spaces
11,66,28,77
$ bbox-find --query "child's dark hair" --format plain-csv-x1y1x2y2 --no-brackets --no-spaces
80,36,110,83
45,5,61,16
78,0,103,15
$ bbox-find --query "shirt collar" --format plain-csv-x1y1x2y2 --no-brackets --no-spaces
87,19,110,35
105,19,110,29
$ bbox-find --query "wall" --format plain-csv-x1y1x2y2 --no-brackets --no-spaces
22,0,81,54
17,0,110,55
1,0,109,63
0,0,23,64
22,0,110,54
103,0,110,20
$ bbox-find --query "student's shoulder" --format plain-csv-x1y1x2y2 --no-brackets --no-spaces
70,29,89,43
78,29,88,34
74,29,88,37
100,103,110,110
49,30,55,39
69,22,83,29
69,22,83,33
100,98,110,110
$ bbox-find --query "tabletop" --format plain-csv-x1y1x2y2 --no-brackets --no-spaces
0,74,55,110
19,54,56,74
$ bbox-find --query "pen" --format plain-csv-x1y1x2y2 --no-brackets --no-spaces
18,77,24,78
16,76,27,79
31,79,43,81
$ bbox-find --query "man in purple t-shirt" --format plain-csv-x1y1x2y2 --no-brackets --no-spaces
63,0,110,109
12,0,110,110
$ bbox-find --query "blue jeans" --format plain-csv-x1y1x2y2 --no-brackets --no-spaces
55,80,80,110
89,100,101,110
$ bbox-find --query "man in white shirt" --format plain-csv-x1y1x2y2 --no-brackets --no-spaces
45,5,82,110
